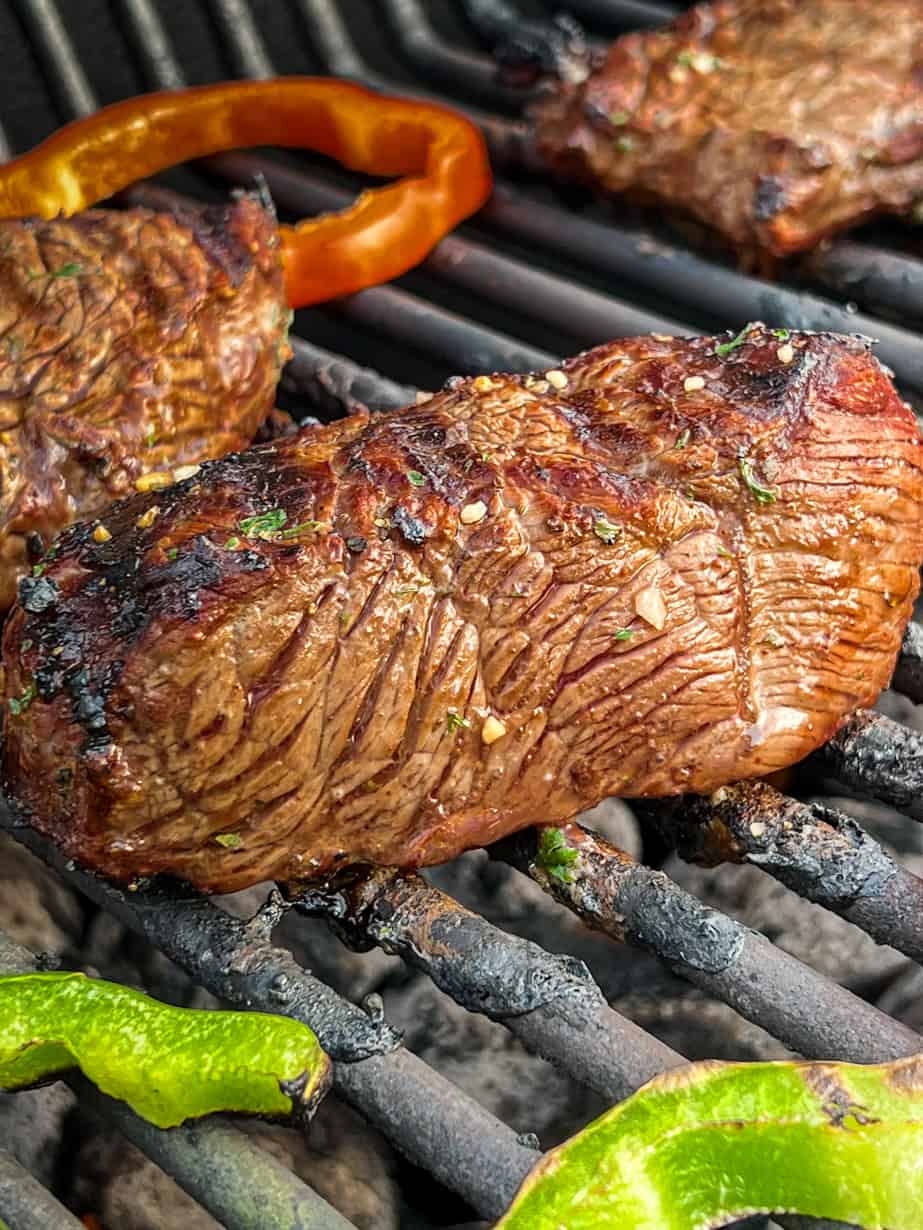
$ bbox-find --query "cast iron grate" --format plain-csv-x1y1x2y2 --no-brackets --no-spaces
1,3,923,1229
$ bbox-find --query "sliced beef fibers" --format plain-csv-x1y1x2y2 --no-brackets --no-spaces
4,326,922,892
0,196,289,610
532,0,923,257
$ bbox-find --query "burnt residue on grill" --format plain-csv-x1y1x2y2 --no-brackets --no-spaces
499,822,744,975
638,782,923,965
641,782,899,904
300,867,605,1022
495,820,923,1064
813,710,923,821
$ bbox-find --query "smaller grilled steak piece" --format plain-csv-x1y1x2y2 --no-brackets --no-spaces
0,197,289,609
531,0,923,257
4,327,922,894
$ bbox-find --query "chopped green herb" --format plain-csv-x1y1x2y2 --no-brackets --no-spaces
613,629,634,642
738,454,778,504
593,517,621,544
716,544,734,559
166,547,178,561
537,827,579,885
8,684,36,717
446,710,471,734
406,470,426,487
609,110,629,126
278,520,324,539
31,563,44,577
50,262,83,278
674,428,691,450
772,328,791,340
677,50,694,65
715,323,753,358
5,335,22,359
225,536,241,550
615,135,634,153
214,832,242,850
145,425,157,448
20,640,32,653
238,509,287,539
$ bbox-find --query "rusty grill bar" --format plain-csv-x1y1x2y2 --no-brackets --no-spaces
2,3,923,1229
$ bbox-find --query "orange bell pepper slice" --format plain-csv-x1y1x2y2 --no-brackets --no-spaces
0,78,492,307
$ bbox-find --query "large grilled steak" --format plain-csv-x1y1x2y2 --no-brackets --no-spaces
3,326,922,893
0,196,289,610
531,0,923,258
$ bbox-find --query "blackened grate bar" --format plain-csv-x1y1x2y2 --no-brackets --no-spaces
496,825,923,1064
298,869,687,1103
0,807,539,1220
0,925,360,1230
640,783,923,964
0,1149,85,1230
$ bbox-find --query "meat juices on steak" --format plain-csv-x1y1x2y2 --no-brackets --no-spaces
0,196,289,609
4,326,923,894
531,0,923,257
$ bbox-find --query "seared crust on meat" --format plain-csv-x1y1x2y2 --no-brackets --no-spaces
3,326,922,892
531,0,923,256
0,197,289,609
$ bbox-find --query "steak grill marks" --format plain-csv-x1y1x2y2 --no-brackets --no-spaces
3,5,923,1230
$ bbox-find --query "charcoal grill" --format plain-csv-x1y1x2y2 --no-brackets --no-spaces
2,3,923,1228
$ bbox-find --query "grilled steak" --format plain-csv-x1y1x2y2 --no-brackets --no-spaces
531,0,923,257
4,325,922,893
0,196,289,610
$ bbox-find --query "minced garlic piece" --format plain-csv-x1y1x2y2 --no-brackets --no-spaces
481,715,507,745
472,375,496,393
460,500,488,525
545,369,568,390
683,375,705,392
776,343,795,364
135,505,160,530
173,463,201,482
92,524,111,543
635,586,667,630
135,472,172,493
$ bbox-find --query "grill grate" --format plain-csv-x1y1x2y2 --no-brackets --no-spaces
2,3,923,1229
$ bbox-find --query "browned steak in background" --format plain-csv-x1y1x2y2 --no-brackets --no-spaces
0,196,289,610
4,325,921,893
532,0,923,258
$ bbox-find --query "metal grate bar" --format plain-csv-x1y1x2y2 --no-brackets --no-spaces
299,869,686,1103
73,1074,358,1230
894,622,923,702
207,0,275,78
564,0,680,27
16,0,97,118
0,810,537,1220
381,0,528,109
638,782,923,964
118,0,186,88
206,150,690,338
0,927,357,1230
0,1150,85,1230
285,336,418,414
813,711,923,823
480,187,923,394
495,825,923,1063
804,240,923,329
